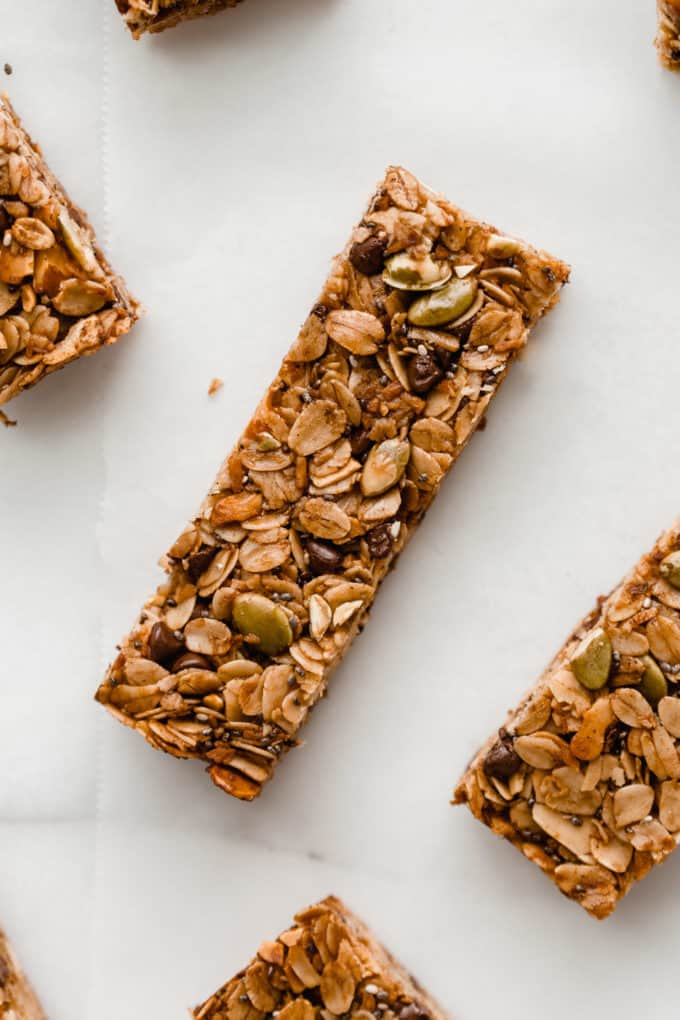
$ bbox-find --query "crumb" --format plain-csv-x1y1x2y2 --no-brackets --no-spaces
208,377,223,397
0,409,17,427
3,64,12,76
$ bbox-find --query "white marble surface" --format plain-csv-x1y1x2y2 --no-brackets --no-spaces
1,1,680,1017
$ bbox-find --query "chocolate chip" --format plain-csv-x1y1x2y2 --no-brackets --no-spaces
433,347,454,373
350,428,371,458
190,604,212,620
483,732,522,780
407,351,443,394
312,303,328,319
399,1004,430,1020
3,64,11,76
306,539,343,576
186,546,216,581
172,652,212,672
366,524,393,559
148,621,184,664
349,235,386,276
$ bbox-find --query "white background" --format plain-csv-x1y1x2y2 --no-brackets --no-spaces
1,1,679,1017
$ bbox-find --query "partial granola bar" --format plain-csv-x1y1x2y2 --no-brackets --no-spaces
0,928,46,1020
97,166,569,801
192,896,450,1020
114,0,244,38
657,0,680,69
454,520,680,919
0,95,139,407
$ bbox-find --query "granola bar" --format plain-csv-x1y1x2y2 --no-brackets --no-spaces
454,520,680,919
0,95,139,407
0,928,46,1020
114,0,244,38
192,896,450,1020
97,165,569,801
657,0,680,69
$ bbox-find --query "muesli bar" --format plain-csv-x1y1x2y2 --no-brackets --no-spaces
0,95,139,408
114,0,244,38
656,0,680,70
192,896,450,1020
0,928,46,1020
97,165,569,800
454,520,680,919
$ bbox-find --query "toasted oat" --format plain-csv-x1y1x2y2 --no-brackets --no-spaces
191,896,452,1020
97,167,569,801
208,377,223,396
454,519,680,918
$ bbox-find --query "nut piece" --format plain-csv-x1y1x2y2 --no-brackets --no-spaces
11,216,55,250
407,277,478,327
486,234,522,258
360,439,410,498
232,594,293,656
570,627,612,690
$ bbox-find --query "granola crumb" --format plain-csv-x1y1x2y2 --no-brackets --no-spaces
0,409,17,427
208,377,224,396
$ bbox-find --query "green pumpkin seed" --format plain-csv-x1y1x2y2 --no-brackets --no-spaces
382,253,452,292
232,593,293,657
639,655,667,707
660,551,680,589
570,627,612,690
407,277,478,327
360,439,410,497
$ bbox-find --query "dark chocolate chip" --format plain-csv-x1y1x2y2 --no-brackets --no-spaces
148,621,184,664
350,428,372,458
190,604,213,620
306,539,343,576
3,64,12,76
349,235,386,276
432,346,454,373
407,351,443,395
172,652,212,673
366,524,393,559
186,546,216,582
399,1004,430,1020
483,732,522,780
